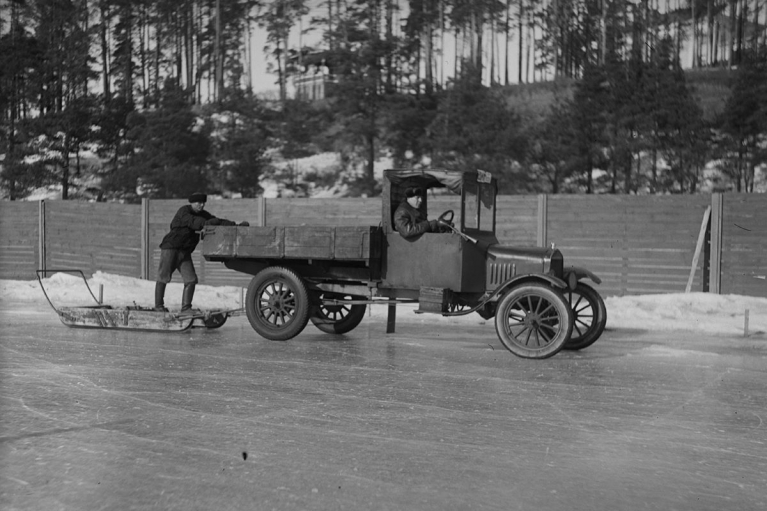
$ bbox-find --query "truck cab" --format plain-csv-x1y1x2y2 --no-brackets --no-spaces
381,169,494,295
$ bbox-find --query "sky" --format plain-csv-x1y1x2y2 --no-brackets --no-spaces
4,271,765,338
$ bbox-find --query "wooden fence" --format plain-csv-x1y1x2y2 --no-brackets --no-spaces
1,194,764,298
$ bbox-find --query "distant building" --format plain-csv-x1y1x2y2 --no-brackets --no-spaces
291,51,336,101
294,73,329,101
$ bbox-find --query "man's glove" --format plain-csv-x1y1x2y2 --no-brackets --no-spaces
238,221,250,227
428,219,439,232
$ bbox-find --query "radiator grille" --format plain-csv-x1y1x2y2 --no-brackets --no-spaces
489,262,516,287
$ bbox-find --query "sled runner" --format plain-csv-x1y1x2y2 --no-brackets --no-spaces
37,269,242,332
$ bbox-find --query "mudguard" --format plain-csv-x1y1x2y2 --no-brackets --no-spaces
565,266,602,285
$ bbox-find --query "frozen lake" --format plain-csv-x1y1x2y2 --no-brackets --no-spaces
1,303,766,510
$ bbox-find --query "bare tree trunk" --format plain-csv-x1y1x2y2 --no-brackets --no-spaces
328,0,334,50
197,4,204,103
175,10,183,86
505,0,511,85
553,0,559,78
125,10,134,104
155,12,161,106
385,0,394,92
424,0,434,95
440,0,445,87
601,0,607,64
454,28,460,80
752,0,760,51
186,2,194,100
139,3,148,107
489,14,495,85
729,0,736,66
215,0,223,102
100,0,111,103
518,0,524,82
692,0,698,67
525,7,532,82
476,8,484,80
245,13,252,90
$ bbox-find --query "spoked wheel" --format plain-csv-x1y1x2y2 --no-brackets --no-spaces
245,267,310,341
563,282,607,350
310,293,367,334
494,283,573,359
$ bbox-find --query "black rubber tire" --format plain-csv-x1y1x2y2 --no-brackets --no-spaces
563,282,607,350
203,313,228,329
310,294,367,334
245,267,310,341
494,283,573,359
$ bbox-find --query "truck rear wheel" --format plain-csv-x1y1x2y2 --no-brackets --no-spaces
310,293,367,334
563,282,607,350
494,283,573,359
245,267,310,341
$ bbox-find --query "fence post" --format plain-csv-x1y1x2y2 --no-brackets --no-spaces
259,196,267,226
709,193,723,294
141,198,149,280
38,200,46,272
537,194,548,247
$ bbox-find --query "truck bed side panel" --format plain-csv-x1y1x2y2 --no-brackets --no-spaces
204,226,380,262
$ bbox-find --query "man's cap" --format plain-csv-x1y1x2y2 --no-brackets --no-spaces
405,187,424,198
188,192,207,203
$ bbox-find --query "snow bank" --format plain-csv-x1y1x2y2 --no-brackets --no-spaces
2,272,765,336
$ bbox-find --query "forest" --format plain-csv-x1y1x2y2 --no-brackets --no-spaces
0,0,766,201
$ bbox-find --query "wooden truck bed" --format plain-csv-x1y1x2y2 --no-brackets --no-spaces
203,225,382,261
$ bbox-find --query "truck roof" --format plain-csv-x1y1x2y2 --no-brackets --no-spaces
383,169,495,195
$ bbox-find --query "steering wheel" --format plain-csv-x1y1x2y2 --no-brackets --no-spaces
437,210,454,227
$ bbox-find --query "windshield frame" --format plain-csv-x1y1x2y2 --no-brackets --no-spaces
461,175,497,235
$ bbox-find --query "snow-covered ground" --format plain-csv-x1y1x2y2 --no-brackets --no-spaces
2,271,765,337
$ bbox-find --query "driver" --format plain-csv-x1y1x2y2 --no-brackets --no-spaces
394,187,449,239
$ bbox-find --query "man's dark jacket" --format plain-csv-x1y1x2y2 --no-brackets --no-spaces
394,201,435,238
160,205,234,252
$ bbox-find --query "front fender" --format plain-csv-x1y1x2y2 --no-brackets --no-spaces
491,273,568,300
565,266,602,285
444,273,568,317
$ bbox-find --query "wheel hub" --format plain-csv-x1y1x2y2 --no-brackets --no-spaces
268,294,288,311
525,314,541,329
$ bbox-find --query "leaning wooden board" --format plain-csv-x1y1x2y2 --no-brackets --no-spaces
203,225,381,261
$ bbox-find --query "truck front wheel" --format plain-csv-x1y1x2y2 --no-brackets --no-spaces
563,282,607,350
246,267,310,341
494,283,573,359
310,293,367,334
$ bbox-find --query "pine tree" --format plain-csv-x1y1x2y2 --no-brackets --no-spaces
720,51,767,192
103,80,210,200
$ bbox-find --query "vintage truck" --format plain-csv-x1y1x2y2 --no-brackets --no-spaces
202,169,606,359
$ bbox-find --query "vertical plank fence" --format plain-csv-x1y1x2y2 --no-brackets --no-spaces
545,195,712,296
721,194,767,297
1,193,764,298
0,201,39,279
44,201,143,277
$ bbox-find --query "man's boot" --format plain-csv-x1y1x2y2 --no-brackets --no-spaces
180,283,197,314
154,282,168,312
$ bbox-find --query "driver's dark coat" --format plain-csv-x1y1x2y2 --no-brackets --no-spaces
394,200,434,238
159,205,234,252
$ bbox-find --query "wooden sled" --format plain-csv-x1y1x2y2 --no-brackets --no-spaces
37,269,242,332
